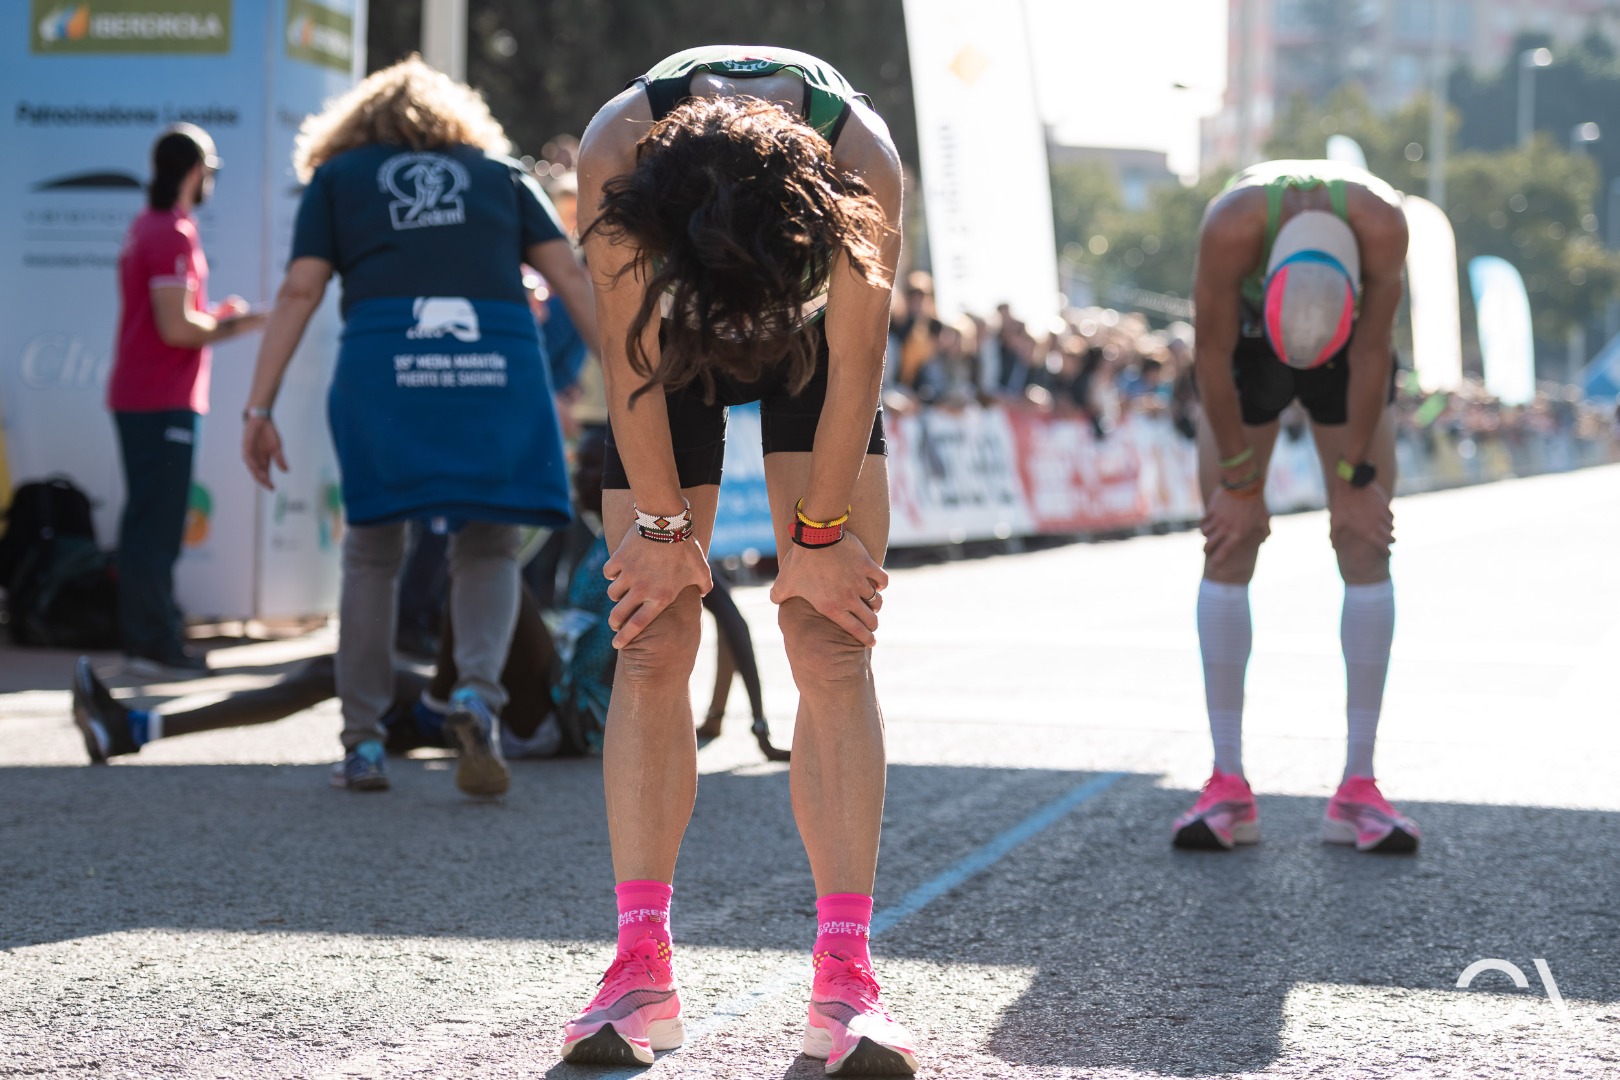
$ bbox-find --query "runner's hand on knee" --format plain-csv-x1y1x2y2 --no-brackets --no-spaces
1200,488,1270,561
604,524,713,649
770,531,888,647
1330,483,1395,555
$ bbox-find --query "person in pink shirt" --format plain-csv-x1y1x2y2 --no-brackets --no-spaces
108,124,264,674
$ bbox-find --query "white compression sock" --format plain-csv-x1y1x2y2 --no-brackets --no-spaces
1197,579,1252,777
1342,579,1395,780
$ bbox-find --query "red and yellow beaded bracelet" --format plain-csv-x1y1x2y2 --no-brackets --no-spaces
791,499,850,549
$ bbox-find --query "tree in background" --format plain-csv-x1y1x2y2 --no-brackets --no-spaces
1053,167,1225,319
367,0,918,168
1451,30,1620,206
1050,161,1121,271
1264,84,1619,366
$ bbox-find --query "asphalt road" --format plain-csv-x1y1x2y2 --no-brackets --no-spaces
2,464,1617,1078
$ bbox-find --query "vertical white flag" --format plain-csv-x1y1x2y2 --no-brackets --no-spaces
1403,195,1463,393
1468,255,1536,406
903,0,1059,323
1325,134,1369,170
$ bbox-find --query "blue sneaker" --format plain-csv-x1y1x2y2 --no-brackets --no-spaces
443,688,509,796
331,740,390,791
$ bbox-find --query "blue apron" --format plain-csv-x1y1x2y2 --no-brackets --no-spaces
329,297,570,528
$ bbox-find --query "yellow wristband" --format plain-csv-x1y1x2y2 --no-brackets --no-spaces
795,499,851,530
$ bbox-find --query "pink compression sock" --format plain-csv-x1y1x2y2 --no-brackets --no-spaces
813,893,874,970
616,880,673,953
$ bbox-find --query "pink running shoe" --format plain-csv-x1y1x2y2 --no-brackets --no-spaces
802,953,918,1076
560,935,684,1066
1171,769,1260,850
1324,776,1420,853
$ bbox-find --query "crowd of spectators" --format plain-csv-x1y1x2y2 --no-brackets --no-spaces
886,269,1620,480
884,271,1198,440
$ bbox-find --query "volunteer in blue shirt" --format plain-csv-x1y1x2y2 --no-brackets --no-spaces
241,57,597,796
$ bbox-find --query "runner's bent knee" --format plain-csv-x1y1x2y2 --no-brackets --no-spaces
779,597,870,688
617,587,703,684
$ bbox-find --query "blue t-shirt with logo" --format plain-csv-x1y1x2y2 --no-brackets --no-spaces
290,142,566,315
291,142,572,528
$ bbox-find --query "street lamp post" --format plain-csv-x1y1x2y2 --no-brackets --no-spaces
1428,0,1448,208
1568,123,1604,358
1517,47,1553,149
422,0,467,82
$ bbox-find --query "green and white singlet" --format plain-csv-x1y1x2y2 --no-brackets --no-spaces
635,45,872,147
1225,159,1398,307
634,46,875,331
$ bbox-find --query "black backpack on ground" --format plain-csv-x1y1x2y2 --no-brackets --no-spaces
0,477,121,649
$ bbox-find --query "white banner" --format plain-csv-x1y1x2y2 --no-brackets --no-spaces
1325,134,1368,170
902,0,1059,324
1404,195,1464,393
1469,255,1536,406
0,0,361,621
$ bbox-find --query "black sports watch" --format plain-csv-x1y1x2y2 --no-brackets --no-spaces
1336,459,1377,488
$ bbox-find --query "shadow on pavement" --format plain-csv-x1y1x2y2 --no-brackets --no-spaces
956,774,1620,1075
2,762,1615,1077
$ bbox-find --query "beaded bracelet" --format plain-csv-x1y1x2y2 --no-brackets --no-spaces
791,498,850,548
635,501,693,543
1219,463,1264,498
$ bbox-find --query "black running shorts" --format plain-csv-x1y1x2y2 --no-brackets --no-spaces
1226,309,1399,427
602,329,887,490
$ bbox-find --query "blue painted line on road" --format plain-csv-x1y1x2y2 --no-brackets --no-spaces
870,770,1126,938
599,769,1127,1076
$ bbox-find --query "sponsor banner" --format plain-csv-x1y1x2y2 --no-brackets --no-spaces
31,0,231,55
1325,134,1369,170
254,0,363,619
1131,419,1202,525
1,0,360,620
1004,411,1148,533
1469,255,1536,407
706,402,1615,554
285,0,353,72
1580,330,1620,401
1263,429,1328,512
902,0,1059,324
887,406,1032,546
709,403,776,561
1405,195,1464,393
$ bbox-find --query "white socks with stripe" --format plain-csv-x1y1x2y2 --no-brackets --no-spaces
1342,579,1395,780
1196,579,1252,777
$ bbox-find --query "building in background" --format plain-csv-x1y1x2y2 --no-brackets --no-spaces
1046,144,1178,211
1203,0,1620,170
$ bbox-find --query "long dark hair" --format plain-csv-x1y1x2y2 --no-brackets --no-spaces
585,96,892,402
148,125,210,211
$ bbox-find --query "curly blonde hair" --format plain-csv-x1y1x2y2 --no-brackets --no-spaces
293,55,510,181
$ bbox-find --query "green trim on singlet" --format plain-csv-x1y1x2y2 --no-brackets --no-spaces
637,46,873,330
636,45,872,144
1236,171,1352,306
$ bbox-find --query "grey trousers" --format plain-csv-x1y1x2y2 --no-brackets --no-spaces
337,521,521,751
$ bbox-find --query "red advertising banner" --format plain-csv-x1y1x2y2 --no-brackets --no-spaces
1003,410,1151,533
